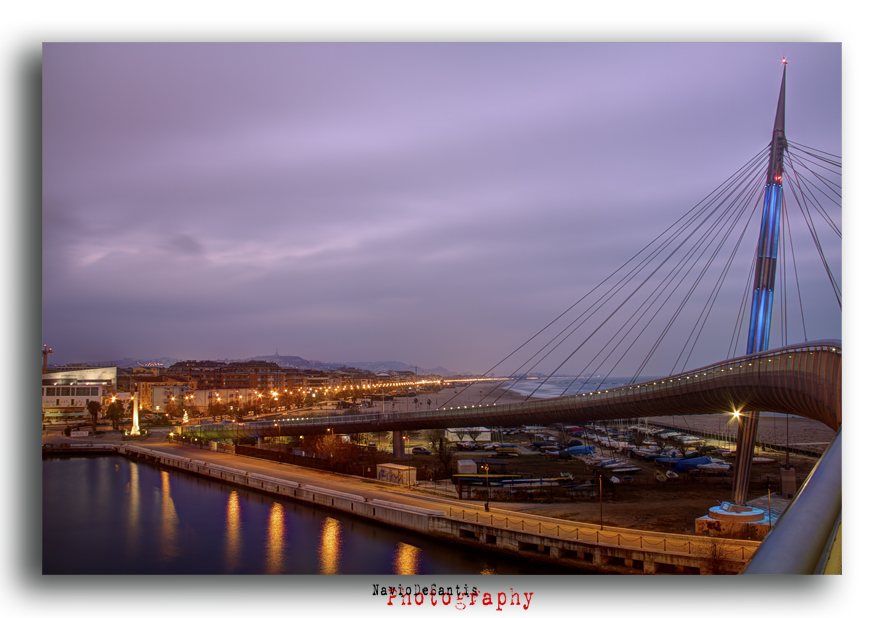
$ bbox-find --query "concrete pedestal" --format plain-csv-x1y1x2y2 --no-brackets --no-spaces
780,467,797,498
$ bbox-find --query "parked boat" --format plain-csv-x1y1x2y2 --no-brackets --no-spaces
610,466,641,474
697,463,731,474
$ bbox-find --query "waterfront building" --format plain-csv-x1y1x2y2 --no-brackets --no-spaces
41,366,117,424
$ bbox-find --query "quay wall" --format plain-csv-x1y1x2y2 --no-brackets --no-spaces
110,444,757,574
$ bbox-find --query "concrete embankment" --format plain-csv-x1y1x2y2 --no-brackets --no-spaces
83,443,759,574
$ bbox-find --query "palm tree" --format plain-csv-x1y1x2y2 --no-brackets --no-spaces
86,400,101,432
105,401,124,431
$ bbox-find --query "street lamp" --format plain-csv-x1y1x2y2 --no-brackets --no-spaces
766,482,773,534
482,463,490,511
598,473,604,530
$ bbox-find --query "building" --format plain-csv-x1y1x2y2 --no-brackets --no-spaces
42,367,117,424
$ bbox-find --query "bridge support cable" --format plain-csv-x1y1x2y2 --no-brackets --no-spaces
778,192,790,348
589,160,768,387
437,148,769,410
784,164,842,309
786,142,842,203
788,171,842,239
781,196,808,342
636,180,764,379
512,149,771,400
471,148,770,407
581,171,765,390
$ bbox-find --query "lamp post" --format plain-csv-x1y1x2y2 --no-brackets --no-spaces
598,473,603,530
767,483,772,533
275,422,282,460
483,463,490,511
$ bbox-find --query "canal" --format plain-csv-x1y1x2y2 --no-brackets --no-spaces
43,456,584,575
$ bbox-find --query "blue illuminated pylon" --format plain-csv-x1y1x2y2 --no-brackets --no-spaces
732,61,788,505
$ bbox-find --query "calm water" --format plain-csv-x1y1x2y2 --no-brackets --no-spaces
43,457,581,575
502,377,630,399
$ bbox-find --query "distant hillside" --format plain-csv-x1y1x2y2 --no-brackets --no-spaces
50,354,457,376
249,354,337,371
335,361,457,377
48,356,183,369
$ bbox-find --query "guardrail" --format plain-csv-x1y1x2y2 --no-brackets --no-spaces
740,428,841,574
448,508,759,562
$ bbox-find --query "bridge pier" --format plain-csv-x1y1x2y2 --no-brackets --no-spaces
732,411,760,504
392,430,405,458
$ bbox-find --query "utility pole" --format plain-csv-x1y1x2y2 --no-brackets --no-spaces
42,344,53,373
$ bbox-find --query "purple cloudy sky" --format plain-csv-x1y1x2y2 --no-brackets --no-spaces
42,43,841,374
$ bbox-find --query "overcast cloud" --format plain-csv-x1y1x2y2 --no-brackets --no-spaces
42,43,841,374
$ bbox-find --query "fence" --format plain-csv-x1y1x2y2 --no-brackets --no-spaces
646,421,827,458
448,508,758,562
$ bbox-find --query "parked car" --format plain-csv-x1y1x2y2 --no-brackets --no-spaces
411,446,432,455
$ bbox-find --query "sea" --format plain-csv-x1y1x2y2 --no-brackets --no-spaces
43,456,584,575
500,377,632,400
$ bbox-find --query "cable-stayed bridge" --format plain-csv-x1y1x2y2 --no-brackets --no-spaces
179,62,841,571
187,339,840,440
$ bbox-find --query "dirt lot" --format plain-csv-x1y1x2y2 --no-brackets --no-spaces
405,406,832,535
441,447,822,534
362,382,837,536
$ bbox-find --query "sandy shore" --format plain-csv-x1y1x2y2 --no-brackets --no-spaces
364,383,837,454
650,414,836,451
357,379,532,415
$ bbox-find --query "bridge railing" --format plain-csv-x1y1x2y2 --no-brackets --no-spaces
181,340,840,439
740,427,842,574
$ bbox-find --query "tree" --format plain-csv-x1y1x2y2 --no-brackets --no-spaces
423,429,453,478
349,432,369,445
302,433,348,460
105,401,124,430
696,535,731,574
553,423,572,445
165,398,182,419
421,428,445,445
203,397,227,420
86,400,101,432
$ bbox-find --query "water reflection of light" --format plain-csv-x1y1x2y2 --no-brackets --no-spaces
224,491,241,573
265,502,287,574
159,471,179,562
478,564,497,575
392,541,422,575
317,517,341,574
126,461,140,558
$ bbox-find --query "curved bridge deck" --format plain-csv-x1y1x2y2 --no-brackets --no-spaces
182,340,840,441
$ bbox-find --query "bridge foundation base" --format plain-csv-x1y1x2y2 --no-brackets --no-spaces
696,502,773,541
